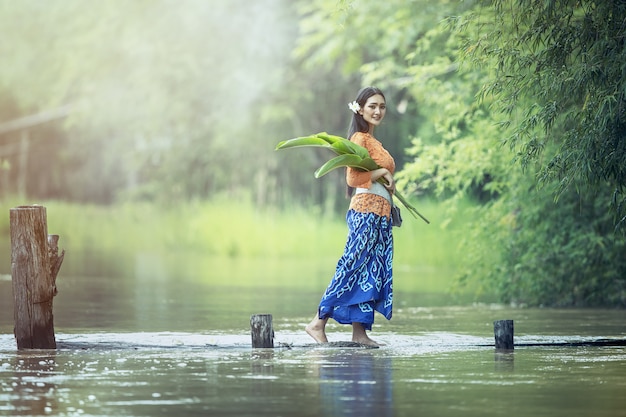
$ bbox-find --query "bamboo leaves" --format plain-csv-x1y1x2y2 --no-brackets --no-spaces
276,132,429,224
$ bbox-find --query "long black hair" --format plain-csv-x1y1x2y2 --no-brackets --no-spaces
345,86,386,198
347,86,386,140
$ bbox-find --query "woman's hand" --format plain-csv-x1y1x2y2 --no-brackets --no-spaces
382,171,395,194
371,168,395,194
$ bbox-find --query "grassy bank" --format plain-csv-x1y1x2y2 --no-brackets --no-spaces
2,197,465,263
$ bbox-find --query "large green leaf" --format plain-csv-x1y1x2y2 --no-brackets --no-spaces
358,157,381,171
275,136,332,151
314,154,370,177
315,132,344,144
276,133,371,160
343,139,370,159
317,133,371,159
329,140,355,155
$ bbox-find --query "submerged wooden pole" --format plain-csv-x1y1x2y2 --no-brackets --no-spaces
250,314,274,348
11,205,63,349
494,319,514,350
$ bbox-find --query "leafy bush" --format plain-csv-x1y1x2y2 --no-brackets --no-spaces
460,178,626,307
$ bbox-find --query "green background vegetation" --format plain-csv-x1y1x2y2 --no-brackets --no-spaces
1,0,624,307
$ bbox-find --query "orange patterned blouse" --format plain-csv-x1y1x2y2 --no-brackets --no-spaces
346,132,396,218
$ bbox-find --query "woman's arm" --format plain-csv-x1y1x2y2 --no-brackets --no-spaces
347,167,395,192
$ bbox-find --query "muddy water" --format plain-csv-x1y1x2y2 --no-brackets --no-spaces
0,254,625,416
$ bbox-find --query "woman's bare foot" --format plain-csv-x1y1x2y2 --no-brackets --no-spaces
351,322,385,347
352,335,385,347
305,315,328,343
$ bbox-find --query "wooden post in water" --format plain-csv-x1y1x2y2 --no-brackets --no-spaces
250,314,274,348
10,205,64,349
494,319,514,350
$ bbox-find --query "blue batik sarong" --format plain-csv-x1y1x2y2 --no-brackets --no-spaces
318,209,393,330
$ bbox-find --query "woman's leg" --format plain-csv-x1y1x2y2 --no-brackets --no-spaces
351,322,384,347
305,313,329,343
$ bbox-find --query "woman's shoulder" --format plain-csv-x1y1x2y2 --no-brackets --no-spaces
351,132,383,149
350,131,373,143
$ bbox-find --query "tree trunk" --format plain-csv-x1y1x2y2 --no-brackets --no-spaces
11,205,57,349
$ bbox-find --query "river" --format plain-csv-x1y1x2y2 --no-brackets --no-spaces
1,252,625,416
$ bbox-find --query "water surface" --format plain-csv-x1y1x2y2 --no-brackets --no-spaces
1,252,625,416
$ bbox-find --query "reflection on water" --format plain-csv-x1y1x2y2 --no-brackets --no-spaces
6,352,59,415
311,350,392,417
493,351,515,372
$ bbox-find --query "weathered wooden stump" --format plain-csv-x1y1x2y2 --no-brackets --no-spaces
10,205,64,349
494,319,514,350
250,314,274,348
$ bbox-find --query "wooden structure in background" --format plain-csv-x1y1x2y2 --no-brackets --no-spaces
0,105,72,196
10,205,65,349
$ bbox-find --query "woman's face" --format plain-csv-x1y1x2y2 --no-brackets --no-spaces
359,94,386,129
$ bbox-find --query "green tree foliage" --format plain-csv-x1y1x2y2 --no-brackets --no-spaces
463,0,626,228
504,184,625,306
447,0,626,305
441,1,626,305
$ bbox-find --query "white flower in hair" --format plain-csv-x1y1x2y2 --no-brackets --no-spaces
348,101,360,114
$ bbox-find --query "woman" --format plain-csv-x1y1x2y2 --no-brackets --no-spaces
306,86,395,347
